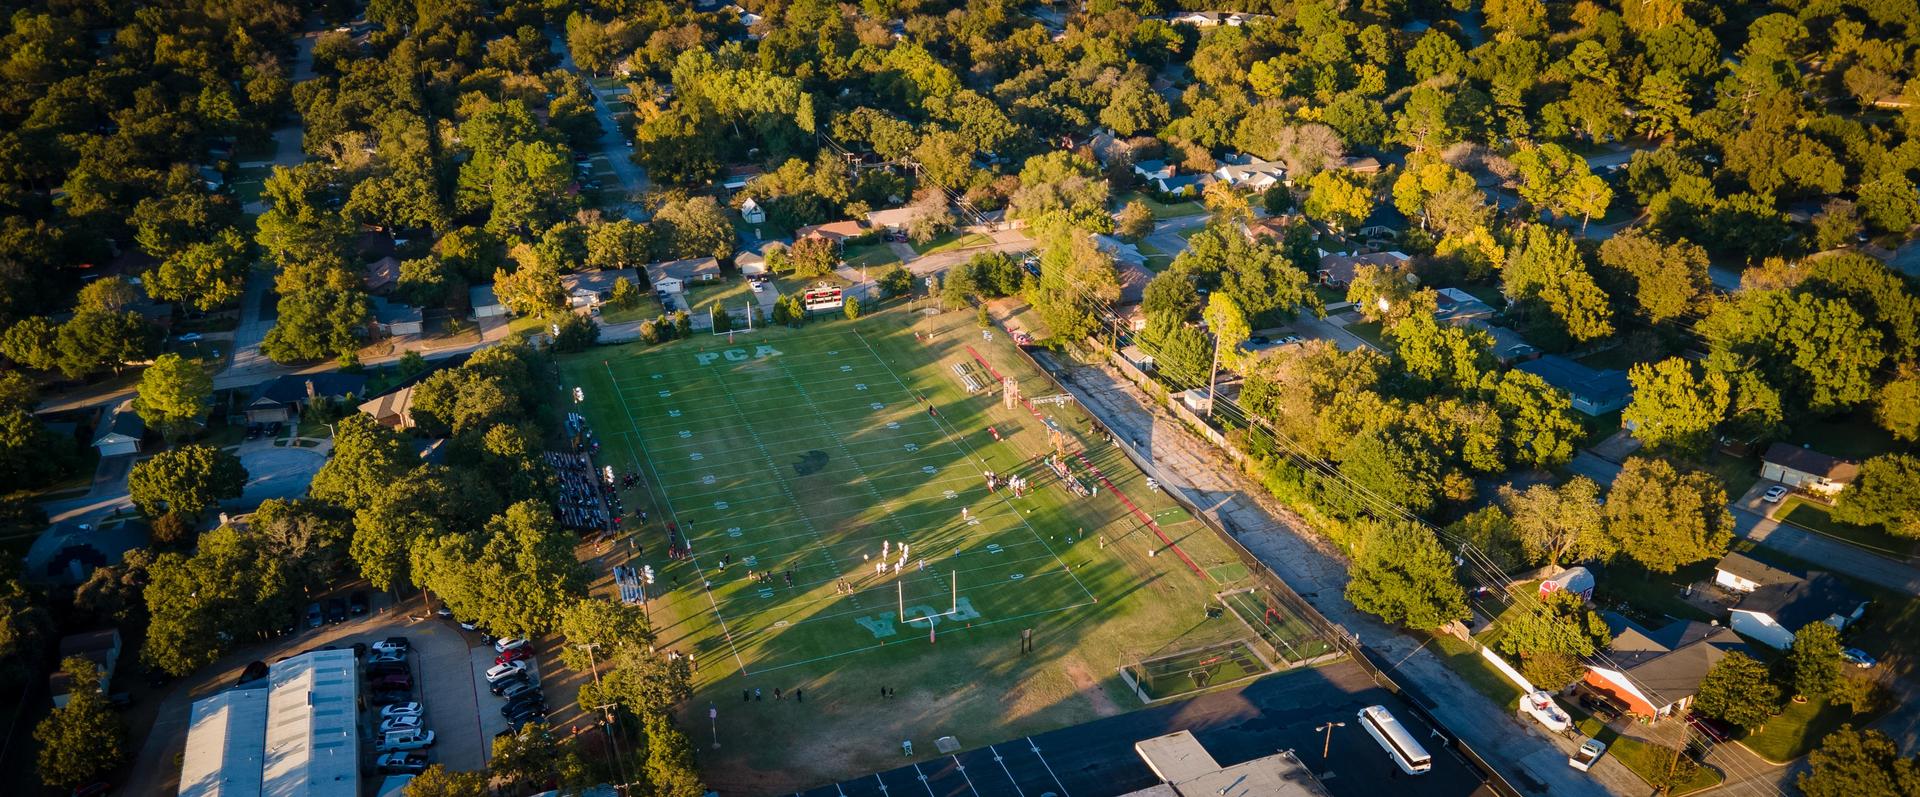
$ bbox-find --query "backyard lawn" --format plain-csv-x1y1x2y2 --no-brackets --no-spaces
1114,190,1206,219
1739,693,1880,763
911,230,993,255
843,242,901,268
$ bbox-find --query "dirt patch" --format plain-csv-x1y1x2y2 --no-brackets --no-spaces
1063,657,1123,716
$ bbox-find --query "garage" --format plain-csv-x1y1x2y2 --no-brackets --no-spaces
92,399,144,457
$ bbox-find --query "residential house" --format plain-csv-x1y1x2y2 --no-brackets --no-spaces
1093,234,1149,270
740,197,766,224
1115,258,1153,306
795,220,869,244
1132,159,1175,183
93,399,144,457
364,256,401,294
1433,287,1495,324
1539,566,1595,602
866,205,924,233
560,268,641,309
1213,157,1287,192
50,629,121,708
1759,443,1859,497
1314,250,1409,288
734,241,784,276
1086,129,1134,167
1152,172,1209,197
368,296,423,337
1580,613,1747,719
470,284,505,319
1244,216,1295,242
1340,155,1384,175
199,165,225,191
359,385,417,430
645,257,721,294
1355,204,1406,240
243,373,369,425
1515,355,1632,416
1714,552,1801,594
1469,321,1538,365
1718,554,1869,650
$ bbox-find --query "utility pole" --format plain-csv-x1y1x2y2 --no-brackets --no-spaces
1315,721,1345,759
576,643,629,792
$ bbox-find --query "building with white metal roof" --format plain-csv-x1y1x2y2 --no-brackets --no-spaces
178,687,271,797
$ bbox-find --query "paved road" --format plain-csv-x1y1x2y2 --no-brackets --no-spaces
548,32,649,212
1056,361,1638,797
1140,213,1209,260
795,659,1484,797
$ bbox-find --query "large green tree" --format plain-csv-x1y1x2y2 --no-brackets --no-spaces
1784,622,1846,702
1798,726,1920,797
1502,226,1614,346
34,657,124,789
133,353,213,441
412,500,587,637
1623,358,1730,456
1603,458,1734,574
1833,455,1920,538
1344,521,1469,629
1499,477,1610,567
310,415,411,512
1692,651,1781,730
1495,590,1612,689
127,445,247,519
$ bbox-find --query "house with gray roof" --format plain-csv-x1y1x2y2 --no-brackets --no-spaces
1721,554,1869,650
1760,443,1859,497
1581,613,1747,719
93,398,145,456
1515,355,1632,416
560,268,641,308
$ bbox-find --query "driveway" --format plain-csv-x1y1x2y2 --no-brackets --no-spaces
1728,481,1920,597
548,32,649,212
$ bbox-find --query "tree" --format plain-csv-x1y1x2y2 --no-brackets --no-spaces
1032,230,1118,342
353,465,495,592
844,296,863,320
34,657,124,789
403,765,487,797
1202,293,1250,373
148,229,253,312
1496,590,1612,689
1604,458,1734,573
1597,231,1709,323
56,310,154,378
1834,455,1920,537
1814,200,1863,252
607,277,641,311
1386,315,1493,395
788,237,838,278
1857,174,1920,235
1692,651,1782,730
134,354,213,441
1347,265,1427,324
1785,622,1845,702
1499,477,1611,567
1644,745,1704,796
127,445,247,519
1798,726,1920,797
879,266,913,299
1344,521,1469,629
585,220,655,272
1512,144,1612,230
557,599,655,671
1116,201,1153,241
1,316,60,370
1624,358,1730,456
1008,152,1110,233
1700,290,1884,414
1503,226,1614,346
77,277,140,314
412,500,588,637
1302,170,1373,228
311,415,412,512
651,195,736,260
643,713,707,797
491,264,564,317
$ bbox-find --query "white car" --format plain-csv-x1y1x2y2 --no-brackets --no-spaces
493,637,529,654
376,730,435,752
1762,485,1790,503
371,638,410,655
379,716,423,734
485,661,528,683
380,702,423,718
369,652,406,665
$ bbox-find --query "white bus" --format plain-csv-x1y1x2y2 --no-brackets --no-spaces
1358,704,1432,775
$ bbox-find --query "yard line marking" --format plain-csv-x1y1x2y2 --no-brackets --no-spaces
1026,738,1071,797
604,361,750,676
711,366,860,609
774,358,916,541
986,745,1026,797
912,762,938,797
742,601,1095,675
951,755,982,797
854,329,1097,603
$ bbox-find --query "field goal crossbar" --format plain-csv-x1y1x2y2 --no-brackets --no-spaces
898,571,960,643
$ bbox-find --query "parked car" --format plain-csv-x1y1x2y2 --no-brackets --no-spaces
376,753,428,775
323,598,348,624
236,661,269,686
371,637,410,655
371,673,413,690
493,637,529,653
1763,485,1790,503
495,647,531,665
370,689,412,705
379,716,424,734
504,703,547,723
1569,738,1606,772
380,702,423,718
375,730,435,752
305,603,324,629
1843,647,1878,669
485,661,528,683
498,680,539,701
369,652,407,666
368,661,409,677
1685,712,1733,744
488,672,530,696
349,591,369,615
502,693,546,714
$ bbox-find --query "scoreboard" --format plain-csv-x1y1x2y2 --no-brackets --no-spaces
803,284,845,311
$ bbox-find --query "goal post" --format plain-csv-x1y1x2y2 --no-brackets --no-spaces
897,570,960,644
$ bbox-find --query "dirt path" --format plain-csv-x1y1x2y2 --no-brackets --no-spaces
1063,657,1123,716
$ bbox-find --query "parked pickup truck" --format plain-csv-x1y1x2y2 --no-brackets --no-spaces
375,730,435,752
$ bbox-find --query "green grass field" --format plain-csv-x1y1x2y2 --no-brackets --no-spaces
560,306,1266,792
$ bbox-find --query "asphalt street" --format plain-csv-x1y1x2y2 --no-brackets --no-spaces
793,660,1484,797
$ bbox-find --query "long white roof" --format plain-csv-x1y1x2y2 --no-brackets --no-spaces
179,687,271,797
264,648,361,797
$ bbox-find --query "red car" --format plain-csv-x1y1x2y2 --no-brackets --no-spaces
495,647,532,666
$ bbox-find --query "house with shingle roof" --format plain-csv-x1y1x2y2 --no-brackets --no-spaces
1581,613,1746,719
1760,443,1859,497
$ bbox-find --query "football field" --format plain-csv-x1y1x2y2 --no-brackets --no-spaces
561,307,1292,791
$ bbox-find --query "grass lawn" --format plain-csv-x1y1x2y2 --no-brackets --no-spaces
1778,496,1917,558
1593,559,1718,626
1114,191,1207,219
843,242,902,269
910,230,993,256
1315,285,1347,307
1460,284,1507,309
561,308,1266,791
680,279,759,321
1559,707,1723,794
1700,451,1762,505
1740,694,1877,764
1574,345,1657,371
1425,631,1524,710
1342,319,1389,350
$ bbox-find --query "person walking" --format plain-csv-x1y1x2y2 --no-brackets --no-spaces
774,688,783,701
754,688,763,701
742,690,751,702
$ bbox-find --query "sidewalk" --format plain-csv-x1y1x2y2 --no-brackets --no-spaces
1056,358,1639,797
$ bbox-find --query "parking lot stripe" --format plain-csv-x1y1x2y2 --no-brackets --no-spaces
952,755,983,796
987,745,1026,797
1026,737,1071,797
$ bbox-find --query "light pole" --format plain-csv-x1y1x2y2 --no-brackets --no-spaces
1315,721,1345,759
